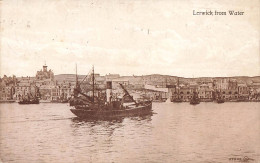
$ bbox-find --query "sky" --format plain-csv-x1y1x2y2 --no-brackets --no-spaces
0,0,259,77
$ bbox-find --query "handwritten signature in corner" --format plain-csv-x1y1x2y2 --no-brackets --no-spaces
229,156,255,162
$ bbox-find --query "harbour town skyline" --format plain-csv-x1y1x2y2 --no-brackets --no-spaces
1,63,260,104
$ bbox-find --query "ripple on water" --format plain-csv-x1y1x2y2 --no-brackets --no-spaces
0,102,259,162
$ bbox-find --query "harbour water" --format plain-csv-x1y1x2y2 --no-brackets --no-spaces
0,102,259,163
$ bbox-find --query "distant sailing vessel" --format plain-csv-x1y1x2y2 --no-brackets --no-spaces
190,90,200,105
69,66,152,119
18,98,39,104
18,86,40,104
172,78,183,103
215,91,225,104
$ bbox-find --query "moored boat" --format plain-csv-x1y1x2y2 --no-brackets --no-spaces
215,90,225,104
18,86,40,104
18,98,39,104
190,90,200,105
171,78,183,103
172,98,183,103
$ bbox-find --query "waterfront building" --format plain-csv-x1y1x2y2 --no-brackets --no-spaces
215,78,229,90
105,74,120,81
170,87,192,102
14,85,38,100
59,85,73,100
0,75,17,101
51,86,60,101
221,89,239,100
238,83,249,99
112,78,129,89
228,79,238,90
198,84,213,101
38,85,53,101
0,85,15,101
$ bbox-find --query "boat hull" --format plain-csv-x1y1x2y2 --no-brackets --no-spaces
216,100,225,104
70,102,152,119
18,99,39,104
190,102,200,105
18,101,39,104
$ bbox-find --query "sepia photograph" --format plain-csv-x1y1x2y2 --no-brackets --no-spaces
0,0,259,162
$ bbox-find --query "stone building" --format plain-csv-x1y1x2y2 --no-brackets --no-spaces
36,64,54,81
198,84,213,101
237,83,249,99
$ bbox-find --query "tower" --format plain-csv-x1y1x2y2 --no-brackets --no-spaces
43,63,47,72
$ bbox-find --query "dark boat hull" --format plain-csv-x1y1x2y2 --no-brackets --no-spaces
18,99,39,104
190,101,200,105
70,102,152,119
190,99,200,105
216,99,225,103
18,102,39,104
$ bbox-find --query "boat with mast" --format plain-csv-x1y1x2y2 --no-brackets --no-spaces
18,86,40,104
215,90,225,103
172,77,183,102
190,89,200,105
69,66,152,119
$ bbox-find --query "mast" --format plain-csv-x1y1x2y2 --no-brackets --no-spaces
177,77,179,99
75,64,78,87
92,65,95,102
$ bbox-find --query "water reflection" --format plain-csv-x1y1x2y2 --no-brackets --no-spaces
70,114,153,130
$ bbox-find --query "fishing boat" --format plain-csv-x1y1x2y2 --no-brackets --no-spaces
18,86,40,104
190,90,200,105
70,66,153,119
18,98,39,104
171,78,183,103
215,90,225,104
172,97,183,103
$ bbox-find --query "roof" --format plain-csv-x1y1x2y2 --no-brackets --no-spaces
112,78,129,82
238,83,247,87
